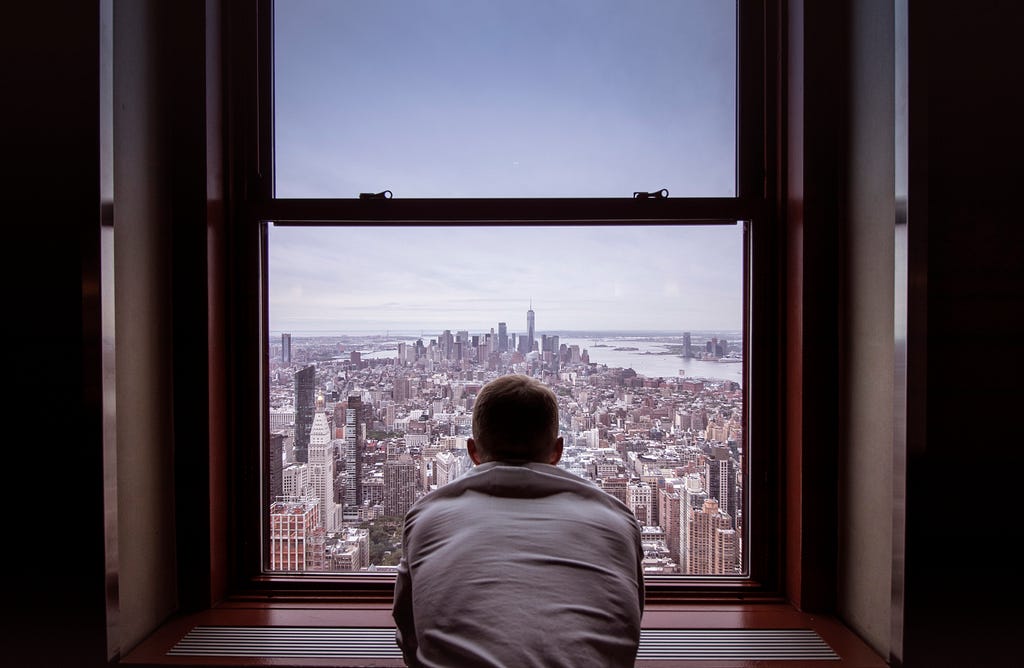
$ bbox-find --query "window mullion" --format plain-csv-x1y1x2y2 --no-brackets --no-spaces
251,197,762,226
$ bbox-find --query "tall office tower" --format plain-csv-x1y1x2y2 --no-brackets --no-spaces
706,445,739,529
679,474,708,574
293,365,316,463
267,432,285,501
548,334,560,371
659,487,682,564
384,454,417,517
527,302,536,352
628,479,653,525
498,322,507,351
682,332,692,358
441,330,454,360
282,333,292,364
308,411,337,532
393,375,409,402
686,498,736,575
344,395,365,507
269,497,323,571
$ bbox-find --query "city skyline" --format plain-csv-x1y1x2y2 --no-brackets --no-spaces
267,326,745,575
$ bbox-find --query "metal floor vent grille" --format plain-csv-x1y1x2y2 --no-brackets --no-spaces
169,626,839,662
637,629,838,661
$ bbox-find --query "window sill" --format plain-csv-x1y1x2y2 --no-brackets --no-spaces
120,601,887,667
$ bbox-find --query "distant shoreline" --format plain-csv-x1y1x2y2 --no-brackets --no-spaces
270,329,743,339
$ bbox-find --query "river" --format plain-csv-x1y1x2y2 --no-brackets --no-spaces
557,335,742,383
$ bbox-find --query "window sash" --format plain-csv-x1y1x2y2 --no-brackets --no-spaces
227,0,781,602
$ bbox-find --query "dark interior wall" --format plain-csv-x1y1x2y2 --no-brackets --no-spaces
113,0,179,652
792,3,1024,665
784,0,845,615
5,2,1022,667
8,1,203,664
900,1,1024,666
838,0,896,655
7,3,110,667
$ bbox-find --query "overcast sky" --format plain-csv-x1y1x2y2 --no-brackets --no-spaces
269,1,739,334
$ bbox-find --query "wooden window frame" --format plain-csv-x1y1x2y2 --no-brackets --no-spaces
213,0,786,607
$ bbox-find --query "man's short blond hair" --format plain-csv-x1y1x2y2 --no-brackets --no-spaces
471,375,559,462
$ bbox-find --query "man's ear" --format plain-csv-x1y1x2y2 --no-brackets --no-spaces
548,436,564,465
467,438,483,465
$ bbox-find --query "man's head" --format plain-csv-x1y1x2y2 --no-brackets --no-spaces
468,374,563,465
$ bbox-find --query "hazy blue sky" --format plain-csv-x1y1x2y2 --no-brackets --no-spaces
269,1,739,334
269,224,744,333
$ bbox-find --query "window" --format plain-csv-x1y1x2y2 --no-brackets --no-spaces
232,0,779,601
273,0,736,198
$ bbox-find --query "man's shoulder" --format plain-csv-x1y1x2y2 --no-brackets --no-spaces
408,462,637,521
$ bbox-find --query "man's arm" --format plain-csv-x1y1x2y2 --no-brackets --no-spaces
392,556,421,667
635,523,646,616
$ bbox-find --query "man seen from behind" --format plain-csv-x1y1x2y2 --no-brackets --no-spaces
392,374,645,667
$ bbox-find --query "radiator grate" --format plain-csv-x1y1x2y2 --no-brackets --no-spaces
168,626,838,661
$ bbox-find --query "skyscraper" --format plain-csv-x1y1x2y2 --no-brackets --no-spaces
679,474,707,574
440,329,454,360
686,498,736,575
659,487,682,565
344,395,365,506
526,301,535,353
682,332,692,358
384,454,417,517
293,365,315,463
308,409,336,532
706,446,738,529
282,332,291,365
497,322,507,352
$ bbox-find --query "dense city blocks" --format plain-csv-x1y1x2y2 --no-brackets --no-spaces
267,324,743,577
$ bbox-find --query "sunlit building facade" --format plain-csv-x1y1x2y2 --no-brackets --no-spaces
269,496,323,571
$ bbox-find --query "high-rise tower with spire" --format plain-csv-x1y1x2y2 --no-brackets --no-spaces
308,400,336,532
527,300,535,353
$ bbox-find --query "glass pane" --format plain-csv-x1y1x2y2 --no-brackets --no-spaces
265,223,746,576
274,0,736,198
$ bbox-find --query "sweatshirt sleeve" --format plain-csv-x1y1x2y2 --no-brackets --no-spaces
635,519,646,616
392,555,421,667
